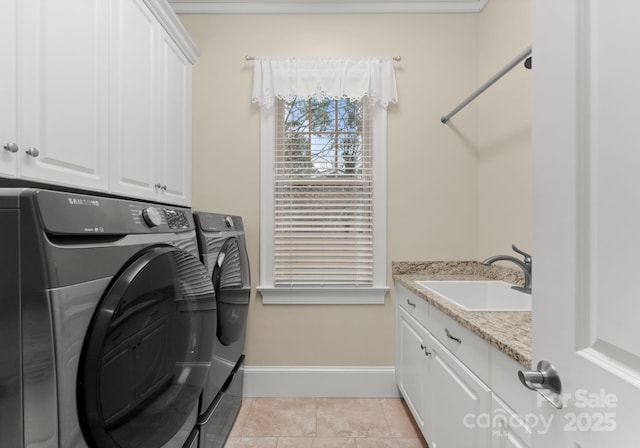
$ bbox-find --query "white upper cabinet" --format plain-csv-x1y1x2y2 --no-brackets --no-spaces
2,0,110,187
110,0,161,200
1,0,198,206
19,0,110,191
109,0,196,205
157,28,192,205
0,0,18,177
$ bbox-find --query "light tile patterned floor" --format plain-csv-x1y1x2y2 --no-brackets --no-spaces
225,398,428,448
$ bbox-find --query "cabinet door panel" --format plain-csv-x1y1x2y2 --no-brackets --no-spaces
428,333,491,448
20,0,108,190
0,0,18,177
109,0,158,199
398,309,426,430
490,395,531,448
158,30,191,205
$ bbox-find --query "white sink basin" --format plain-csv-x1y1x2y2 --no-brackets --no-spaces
414,280,531,312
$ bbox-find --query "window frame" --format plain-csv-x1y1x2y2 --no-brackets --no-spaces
257,98,389,305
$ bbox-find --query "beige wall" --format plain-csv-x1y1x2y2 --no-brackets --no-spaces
179,6,530,367
477,0,532,259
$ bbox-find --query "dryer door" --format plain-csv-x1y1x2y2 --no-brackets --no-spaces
213,237,251,346
77,245,216,448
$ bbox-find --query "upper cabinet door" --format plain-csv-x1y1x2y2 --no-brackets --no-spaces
0,0,18,177
157,29,192,206
19,0,109,191
110,0,193,206
109,0,160,200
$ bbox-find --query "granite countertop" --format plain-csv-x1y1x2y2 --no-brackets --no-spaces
392,261,532,369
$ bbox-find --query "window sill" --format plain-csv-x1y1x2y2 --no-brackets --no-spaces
257,286,389,305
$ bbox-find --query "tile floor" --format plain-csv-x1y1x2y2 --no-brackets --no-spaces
225,398,428,448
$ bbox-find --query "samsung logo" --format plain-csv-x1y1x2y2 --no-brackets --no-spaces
68,198,100,207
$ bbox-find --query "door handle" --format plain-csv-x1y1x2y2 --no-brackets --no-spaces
518,360,563,409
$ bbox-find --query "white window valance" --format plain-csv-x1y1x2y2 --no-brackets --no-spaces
251,56,399,109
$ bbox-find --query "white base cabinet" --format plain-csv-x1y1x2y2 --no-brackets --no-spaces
427,331,491,448
398,306,491,448
0,0,197,206
491,394,532,448
398,310,428,431
395,283,532,448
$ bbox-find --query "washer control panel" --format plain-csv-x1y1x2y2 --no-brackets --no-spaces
163,208,190,229
35,190,195,235
130,205,191,231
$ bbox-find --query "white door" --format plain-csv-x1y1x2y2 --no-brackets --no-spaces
532,0,640,446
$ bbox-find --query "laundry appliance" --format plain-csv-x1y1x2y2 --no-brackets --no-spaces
0,188,217,448
193,212,251,448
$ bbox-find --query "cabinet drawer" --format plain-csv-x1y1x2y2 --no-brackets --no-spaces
428,306,490,383
396,283,429,326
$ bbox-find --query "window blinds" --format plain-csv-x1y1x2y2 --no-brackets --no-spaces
273,98,374,287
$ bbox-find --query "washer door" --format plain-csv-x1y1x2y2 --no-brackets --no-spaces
213,237,250,346
77,245,216,448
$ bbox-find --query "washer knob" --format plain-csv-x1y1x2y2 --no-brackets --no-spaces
141,207,163,228
224,216,234,228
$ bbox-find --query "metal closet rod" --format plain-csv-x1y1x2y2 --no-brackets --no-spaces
440,45,532,124
244,55,402,61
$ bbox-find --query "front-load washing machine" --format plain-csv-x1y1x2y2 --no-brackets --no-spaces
193,212,251,448
0,188,217,448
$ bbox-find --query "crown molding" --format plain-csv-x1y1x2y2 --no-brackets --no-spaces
145,0,200,62
169,0,489,15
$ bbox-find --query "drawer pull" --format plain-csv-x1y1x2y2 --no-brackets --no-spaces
420,344,432,356
445,328,462,343
406,299,416,308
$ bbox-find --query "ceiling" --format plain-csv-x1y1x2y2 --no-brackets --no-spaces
169,0,490,14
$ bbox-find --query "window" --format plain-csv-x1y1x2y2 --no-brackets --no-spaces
252,57,397,304
275,97,372,287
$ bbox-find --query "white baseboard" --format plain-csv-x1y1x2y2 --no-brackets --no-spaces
243,366,400,398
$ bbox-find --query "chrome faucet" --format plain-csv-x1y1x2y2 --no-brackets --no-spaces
482,244,532,294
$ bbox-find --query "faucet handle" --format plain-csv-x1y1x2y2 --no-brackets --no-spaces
512,244,532,263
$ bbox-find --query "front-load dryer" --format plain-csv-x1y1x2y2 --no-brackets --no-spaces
0,188,216,448
193,212,251,448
